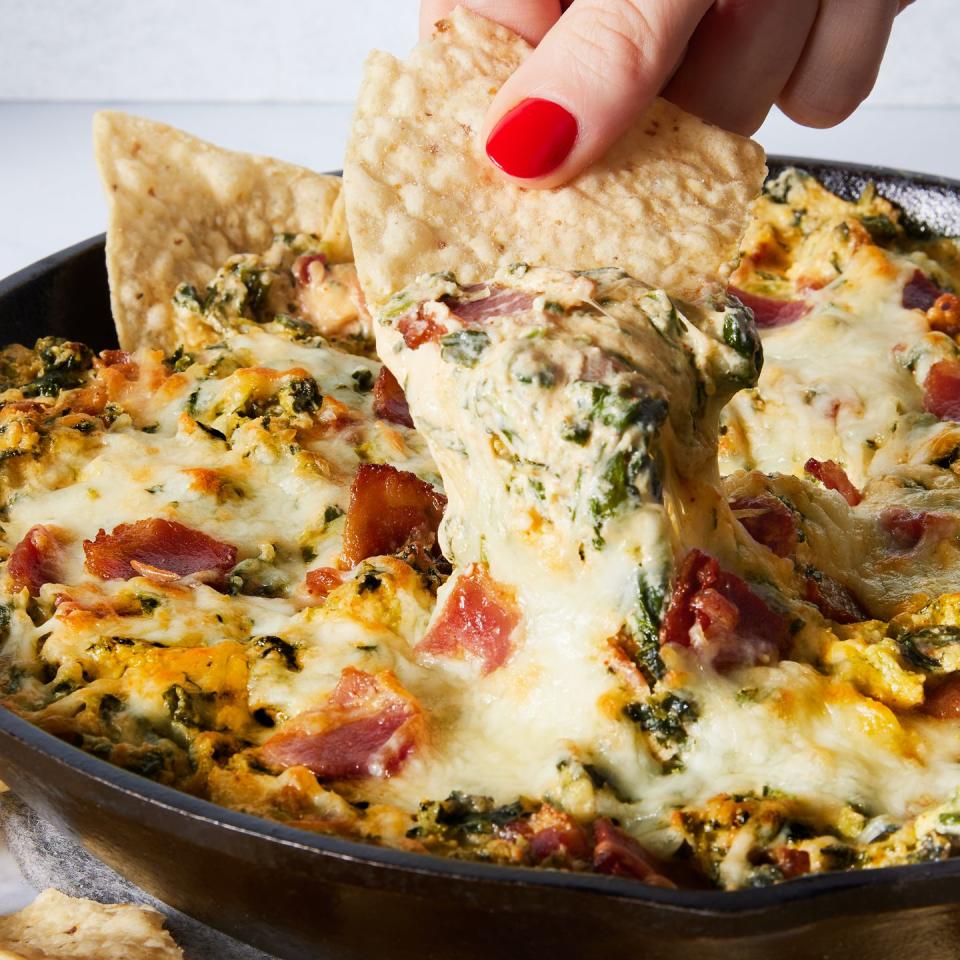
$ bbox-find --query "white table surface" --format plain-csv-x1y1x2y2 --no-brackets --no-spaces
0,98,958,916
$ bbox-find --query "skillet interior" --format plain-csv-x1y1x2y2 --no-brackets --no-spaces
1,158,960,959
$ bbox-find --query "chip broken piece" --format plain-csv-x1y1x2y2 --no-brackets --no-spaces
0,888,183,959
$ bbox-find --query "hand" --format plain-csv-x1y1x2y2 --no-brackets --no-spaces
420,0,914,187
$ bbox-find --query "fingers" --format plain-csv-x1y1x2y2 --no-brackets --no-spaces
419,0,561,44
663,0,820,136
778,0,900,128
483,0,714,188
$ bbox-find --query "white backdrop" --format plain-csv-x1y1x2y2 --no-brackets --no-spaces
1,0,958,105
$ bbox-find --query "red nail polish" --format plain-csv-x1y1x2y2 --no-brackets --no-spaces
485,98,578,180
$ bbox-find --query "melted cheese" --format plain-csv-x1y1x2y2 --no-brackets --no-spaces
7,169,960,887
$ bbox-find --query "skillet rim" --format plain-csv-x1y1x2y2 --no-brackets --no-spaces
2,153,960,921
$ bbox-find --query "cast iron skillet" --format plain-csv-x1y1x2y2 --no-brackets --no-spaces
2,158,960,960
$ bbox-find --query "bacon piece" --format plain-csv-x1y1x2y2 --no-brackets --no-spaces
803,569,867,624
445,286,534,325
804,458,862,506
526,805,591,865
928,294,960,337
773,846,811,879
293,252,327,286
416,563,520,674
83,518,237,587
924,359,960,422
340,464,446,568
728,286,807,328
397,306,448,349
902,269,942,311
660,550,789,669
922,675,960,719
304,566,343,598
260,667,421,779
880,507,956,550
371,367,414,429
729,494,798,557
99,350,132,367
592,819,675,887
95,349,139,386
8,525,65,596
504,804,591,865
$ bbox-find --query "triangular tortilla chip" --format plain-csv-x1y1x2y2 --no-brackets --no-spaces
344,6,766,308
94,111,349,351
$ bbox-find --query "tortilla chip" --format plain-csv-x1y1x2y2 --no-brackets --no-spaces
0,889,182,959
321,188,353,264
94,111,346,352
344,6,766,308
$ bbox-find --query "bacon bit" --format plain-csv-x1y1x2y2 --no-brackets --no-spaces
445,286,534,325
294,252,327,286
67,382,109,417
592,819,676,887
8,525,65,596
803,458,862,506
95,351,140,396
924,359,960,422
505,805,591,865
372,367,414,429
340,463,446,568
880,507,956,550
260,667,421,779
416,563,520,674
660,550,790,669
922,675,960,719
83,518,237,587
928,293,960,337
99,349,133,367
729,495,798,557
728,286,807,328
605,632,650,698
304,566,343,598
773,846,811,879
902,269,943,311
803,569,868,624
397,305,448,349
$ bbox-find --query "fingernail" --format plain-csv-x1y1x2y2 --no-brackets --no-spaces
485,98,578,180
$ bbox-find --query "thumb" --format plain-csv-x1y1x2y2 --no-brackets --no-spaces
483,0,713,187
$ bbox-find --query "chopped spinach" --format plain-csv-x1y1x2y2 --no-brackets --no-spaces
228,558,289,599
253,635,301,672
20,338,94,398
351,368,375,393
624,692,698,748
440,330,490,367
859,214,899,245
897,624,960,673
163,683,205,728
722,299,763,378
408,791,528,841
